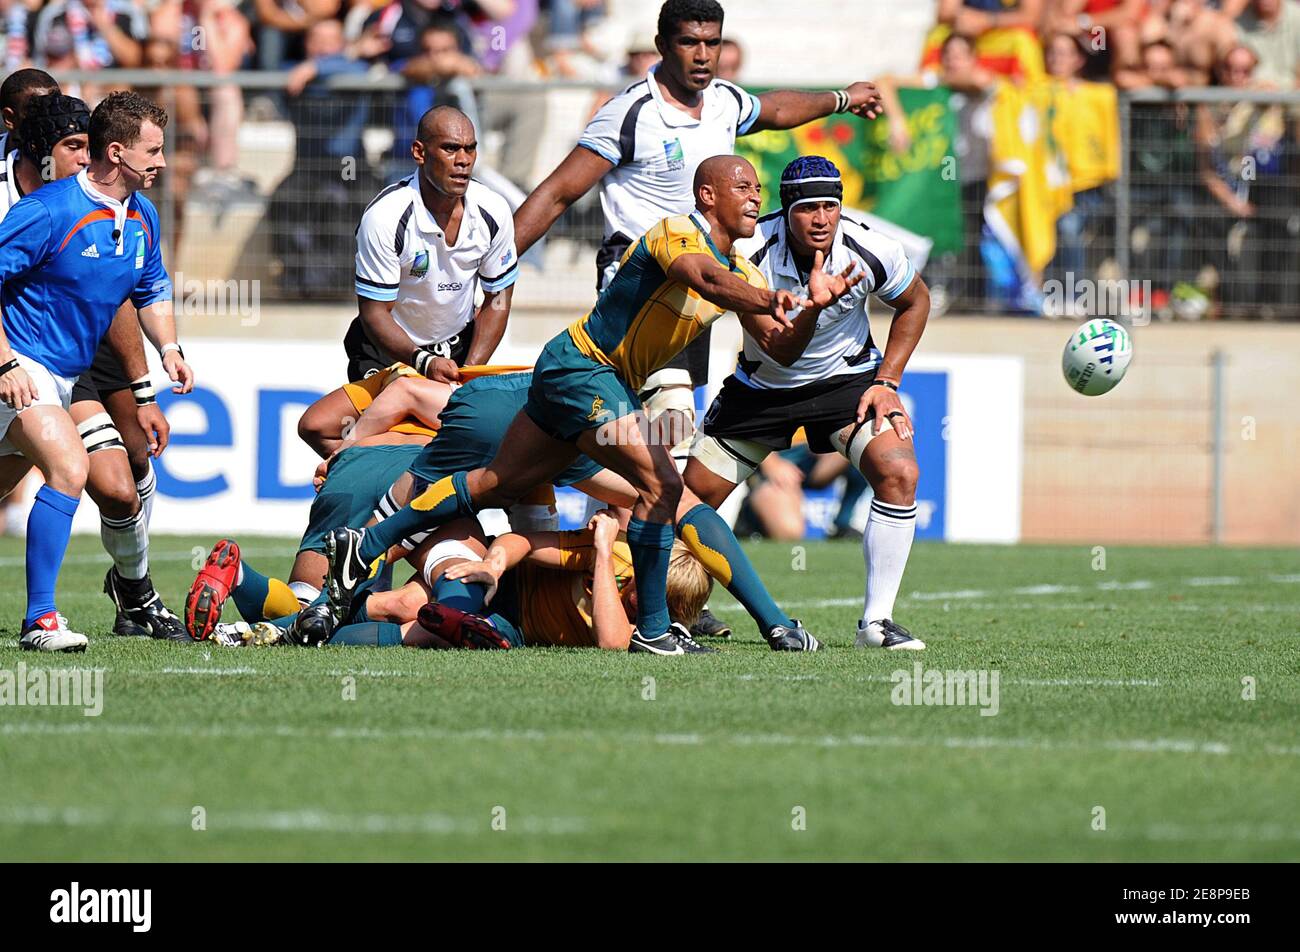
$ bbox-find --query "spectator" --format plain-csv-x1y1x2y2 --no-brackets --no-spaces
271,17,381,296
1195,44,1295,313
1042,0,1144,80
2,0,33,70
880,32,997,312
1043,32,1120,289
925,0,1046,80
1137,0,1236,86
33,0,147,69
252,0,341,70
1114,34,1186,89
455,0,537,76
385,16,479,179
717,35,741,81
1125,39,1198,315
545,0,605,77
1235,0,1300,89
152,0,254,195
588,29,658,114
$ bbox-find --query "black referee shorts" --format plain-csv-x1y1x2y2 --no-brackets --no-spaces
70,338,134,405
700,371,878,454
344,317,476,382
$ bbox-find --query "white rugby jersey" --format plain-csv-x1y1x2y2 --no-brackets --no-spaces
578,66,761,272
731,211,915,390
0,149,22,218
355,175,518,347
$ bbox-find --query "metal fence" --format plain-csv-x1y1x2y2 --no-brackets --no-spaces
47,71,1300,319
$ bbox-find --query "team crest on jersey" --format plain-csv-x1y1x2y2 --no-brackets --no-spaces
587,397,612,422
410,249,430,278
662,138,685,171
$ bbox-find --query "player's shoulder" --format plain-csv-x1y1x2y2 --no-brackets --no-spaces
710,77,750,109
465,179,512,236
131,189,160,220
360,175,417,221
838,214,904,262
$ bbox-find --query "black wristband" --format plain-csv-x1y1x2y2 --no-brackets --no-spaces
411,348,435,377
0,357,18,377
869,379,898,391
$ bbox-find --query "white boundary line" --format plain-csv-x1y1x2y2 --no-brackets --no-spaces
1,720,1290,759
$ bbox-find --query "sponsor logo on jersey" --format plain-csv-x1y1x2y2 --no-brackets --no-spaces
81,244,99,258
662,138,685,172
134,234,145,269
437,281,464,292
410,249,430,278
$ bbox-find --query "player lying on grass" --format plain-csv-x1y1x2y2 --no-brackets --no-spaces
211,510,712,651
0,92,182,652
686,156,930,650
187,370,600,642
327,156,860,655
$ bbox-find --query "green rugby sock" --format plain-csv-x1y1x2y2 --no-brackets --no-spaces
677,503,792,633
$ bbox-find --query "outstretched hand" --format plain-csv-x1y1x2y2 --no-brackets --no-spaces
807,250,863,309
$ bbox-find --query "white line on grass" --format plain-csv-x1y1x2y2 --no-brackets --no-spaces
0,721,1280,759
0,805,587,836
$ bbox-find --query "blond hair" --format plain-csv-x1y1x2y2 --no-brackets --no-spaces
666,541,713,629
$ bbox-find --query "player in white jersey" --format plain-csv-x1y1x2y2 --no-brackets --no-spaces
513,0,886,639
513,0,884,455
346,105,518,384
685,157,932,650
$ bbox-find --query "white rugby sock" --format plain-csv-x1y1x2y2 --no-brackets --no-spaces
101,507,150,580
135,461,157,527
862,498,916,624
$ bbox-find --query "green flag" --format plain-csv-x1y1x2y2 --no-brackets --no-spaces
736,86,961,255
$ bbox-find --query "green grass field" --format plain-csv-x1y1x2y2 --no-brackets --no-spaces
0,535,1296,861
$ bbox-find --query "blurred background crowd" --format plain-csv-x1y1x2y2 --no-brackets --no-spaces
0,0,1296,322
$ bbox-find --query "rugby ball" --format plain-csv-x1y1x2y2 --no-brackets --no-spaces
1062,319,1132,396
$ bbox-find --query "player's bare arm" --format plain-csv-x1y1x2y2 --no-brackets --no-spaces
740,250,862,366
357,295,457,383
666,252,805,323
749,82,884,133
465,286,513,365
101,301,172,456
513,146,612,258
0,323,38,411
135,299,194,394
856,273,929,439
588,511,634,650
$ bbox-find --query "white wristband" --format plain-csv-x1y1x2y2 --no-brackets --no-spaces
160,342,182,357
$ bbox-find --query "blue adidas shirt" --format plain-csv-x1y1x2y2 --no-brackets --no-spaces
0,170,170,378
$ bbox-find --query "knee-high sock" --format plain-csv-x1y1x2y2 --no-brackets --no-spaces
135,460,156,526
862,498,917,623
431,574,487,613
232,560,301,623
626,517,674,638
100,506,149,580
358,471,475,565
329,621,404,647
677,503,791,632
24,485,80,626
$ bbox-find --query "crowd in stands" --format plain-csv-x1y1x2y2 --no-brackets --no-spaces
0,0,1295,317
896,0,1300,318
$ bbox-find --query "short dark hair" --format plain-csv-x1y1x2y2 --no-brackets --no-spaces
89,91,168,160
1,68,59,114
657,0,725,41
420,13,461,41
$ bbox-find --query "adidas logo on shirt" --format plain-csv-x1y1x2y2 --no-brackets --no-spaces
81,244,99,258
